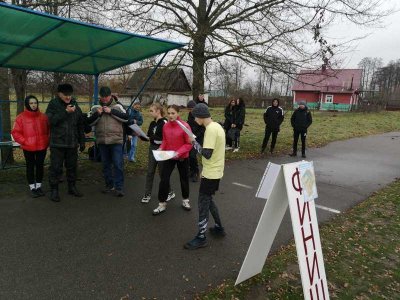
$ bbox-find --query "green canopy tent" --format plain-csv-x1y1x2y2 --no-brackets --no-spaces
0,2,185,168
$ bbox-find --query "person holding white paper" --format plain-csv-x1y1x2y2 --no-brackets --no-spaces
141,103,175,203
184,103,226,250
153,105,193,215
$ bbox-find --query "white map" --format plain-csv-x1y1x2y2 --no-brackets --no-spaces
152,150,177,161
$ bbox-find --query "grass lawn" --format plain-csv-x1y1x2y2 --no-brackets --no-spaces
197,179,400,299
2,107,400,182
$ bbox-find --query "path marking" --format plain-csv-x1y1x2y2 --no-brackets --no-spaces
232,182,253,189
315,204,341,214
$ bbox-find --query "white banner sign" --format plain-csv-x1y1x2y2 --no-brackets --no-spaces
283,162,329,300
235,161,329,300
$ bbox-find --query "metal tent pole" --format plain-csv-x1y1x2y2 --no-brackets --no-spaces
94,74,99,105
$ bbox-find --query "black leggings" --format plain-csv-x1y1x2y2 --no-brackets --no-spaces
23,150,47,185
158,158,189,202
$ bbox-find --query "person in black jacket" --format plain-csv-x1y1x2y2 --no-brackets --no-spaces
261,98,284,154
46,83,85,202
232,97,246,152
187,100,204,182
223,98,235,149
289,101,312,158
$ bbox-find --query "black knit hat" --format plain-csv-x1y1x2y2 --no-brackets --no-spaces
192,103,211,118
187,100,196,109
99,86,112,97
57,83,73,95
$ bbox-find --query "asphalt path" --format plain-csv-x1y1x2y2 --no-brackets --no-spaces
0,132,399,299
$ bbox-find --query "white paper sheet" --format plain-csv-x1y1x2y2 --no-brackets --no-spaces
152,150,177,161
129,124,149,140
176,120,196,140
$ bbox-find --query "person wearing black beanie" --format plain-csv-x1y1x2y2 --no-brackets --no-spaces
12,95,50,197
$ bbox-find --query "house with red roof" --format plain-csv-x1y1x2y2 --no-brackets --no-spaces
292,66,362,111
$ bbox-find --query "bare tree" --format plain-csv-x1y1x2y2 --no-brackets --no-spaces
108,0,389,100
0,67,13,163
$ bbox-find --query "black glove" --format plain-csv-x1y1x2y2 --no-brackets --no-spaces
79,143,86,152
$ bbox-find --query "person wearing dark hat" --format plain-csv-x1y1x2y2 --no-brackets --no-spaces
289,101,312,158
87,86,129,197
261,98,284,154
46,83,85,202
184,103,226,250
186,99,204,182
12,95,50,198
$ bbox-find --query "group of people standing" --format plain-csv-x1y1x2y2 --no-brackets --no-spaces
12,87,225,250
260,98,312,158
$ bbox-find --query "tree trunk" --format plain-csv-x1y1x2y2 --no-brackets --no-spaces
11,69,28,113
0,67,13,163
192,0,207,100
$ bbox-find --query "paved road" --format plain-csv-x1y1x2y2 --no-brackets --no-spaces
1,132,399,299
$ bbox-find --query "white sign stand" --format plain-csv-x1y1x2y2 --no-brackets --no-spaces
235,161,329,300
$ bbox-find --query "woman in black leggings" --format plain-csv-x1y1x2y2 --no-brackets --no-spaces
11,95,50,197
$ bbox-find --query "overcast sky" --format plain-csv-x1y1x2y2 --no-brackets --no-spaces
327,0,400,68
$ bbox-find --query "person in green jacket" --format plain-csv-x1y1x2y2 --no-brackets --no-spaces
46,83,85,202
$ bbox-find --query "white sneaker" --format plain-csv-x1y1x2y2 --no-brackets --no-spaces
153,202,167,215
233,148,239,153
167,191,176,202
141,194,151,203
225,146,232,150
182,199,191,211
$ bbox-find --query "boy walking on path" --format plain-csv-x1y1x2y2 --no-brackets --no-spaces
184,103,226,250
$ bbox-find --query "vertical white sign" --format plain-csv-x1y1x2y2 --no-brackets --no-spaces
283,162,329,300
235,163,288,285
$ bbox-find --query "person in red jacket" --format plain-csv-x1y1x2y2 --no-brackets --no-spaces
11,95,50,197
153,105,193,215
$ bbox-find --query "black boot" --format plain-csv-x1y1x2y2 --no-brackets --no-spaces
68,183,83,197
50,186,60,202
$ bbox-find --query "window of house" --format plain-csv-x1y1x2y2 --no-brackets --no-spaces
325,95,333,103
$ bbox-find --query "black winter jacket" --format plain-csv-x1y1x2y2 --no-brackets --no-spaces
264,105,284,131
290,107,312,132
147,117,168,146
46,97,85,148
232,105,245,130
187,111,205,145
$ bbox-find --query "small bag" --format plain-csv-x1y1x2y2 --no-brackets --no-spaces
227,128,238,140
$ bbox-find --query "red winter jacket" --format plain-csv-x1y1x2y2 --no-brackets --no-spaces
160,117,193,159
12,110,50,152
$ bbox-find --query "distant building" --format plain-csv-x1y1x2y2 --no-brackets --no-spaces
292,66,362,111
119,68,195,107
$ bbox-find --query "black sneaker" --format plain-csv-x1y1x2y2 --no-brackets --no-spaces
101,186,114,194
30,189,40,198
209,226,226,237
36,187,45,197
184,236,208,250
302,154,307,158
289,153,297,157
114,189,125,197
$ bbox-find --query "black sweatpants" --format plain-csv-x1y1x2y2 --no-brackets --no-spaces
261,129,278,152
158,158,189,202
197,178,222,238
23,149,47,185
49,147,78,186
293,130,307,155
